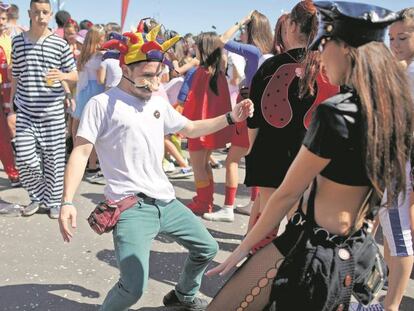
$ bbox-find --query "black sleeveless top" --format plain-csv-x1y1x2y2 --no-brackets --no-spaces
302,90,371,186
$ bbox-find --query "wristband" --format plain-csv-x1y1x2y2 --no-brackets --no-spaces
61,201,74,207
65,93,73,100
226,111,235,125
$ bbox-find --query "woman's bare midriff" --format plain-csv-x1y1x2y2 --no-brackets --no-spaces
301,175,370,236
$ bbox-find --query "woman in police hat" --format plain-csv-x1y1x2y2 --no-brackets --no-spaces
205,1,413,310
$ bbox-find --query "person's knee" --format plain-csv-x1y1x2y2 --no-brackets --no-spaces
225,156,238,168
202,238,219,260
190,237,218,264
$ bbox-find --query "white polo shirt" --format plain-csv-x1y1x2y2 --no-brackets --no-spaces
77,87,189,201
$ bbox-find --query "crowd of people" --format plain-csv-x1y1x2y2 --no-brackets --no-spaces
0,0,414,310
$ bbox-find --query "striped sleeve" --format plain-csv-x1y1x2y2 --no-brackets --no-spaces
11,34,23,78
60,42,76,73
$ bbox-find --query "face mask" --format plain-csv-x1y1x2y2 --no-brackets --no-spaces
122,75,160,92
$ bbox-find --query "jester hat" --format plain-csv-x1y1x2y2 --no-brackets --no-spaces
101,24,181,65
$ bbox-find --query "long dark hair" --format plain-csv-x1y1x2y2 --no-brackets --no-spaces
346,42,413,204
196,32,222,95
273,14,289,55
288,0,319,97
246,10,274,55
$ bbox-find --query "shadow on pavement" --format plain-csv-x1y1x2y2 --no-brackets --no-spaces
0,283,100,310
82,192,105,205
401,296,414,310
135,307,182,311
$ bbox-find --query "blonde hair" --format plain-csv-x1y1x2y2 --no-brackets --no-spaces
400,7,414,30
247,10,273,55
77,25,105,71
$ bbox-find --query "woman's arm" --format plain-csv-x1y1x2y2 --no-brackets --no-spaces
206,146,331,276
223,40,262,65
173,58,199,76
219,11,253,47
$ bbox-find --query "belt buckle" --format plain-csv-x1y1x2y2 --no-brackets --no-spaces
314,227,339,244
291,212,306,226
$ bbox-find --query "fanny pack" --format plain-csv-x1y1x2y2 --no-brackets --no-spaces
267,181,387,311
87,194,140,235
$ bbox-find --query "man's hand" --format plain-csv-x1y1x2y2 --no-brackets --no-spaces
46,68,67,82
59,204,77,242
231,99,254,123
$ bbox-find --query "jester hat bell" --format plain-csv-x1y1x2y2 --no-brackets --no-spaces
101,24,181,65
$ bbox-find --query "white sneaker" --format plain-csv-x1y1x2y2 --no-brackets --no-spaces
163,159,176,173
86,171,106,185
168,167,194,179
203,206,234,222
236,200,254,215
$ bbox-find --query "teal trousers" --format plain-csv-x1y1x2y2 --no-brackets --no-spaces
100,198,218,311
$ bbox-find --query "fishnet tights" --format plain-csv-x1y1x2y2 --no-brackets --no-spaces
207,243,284,311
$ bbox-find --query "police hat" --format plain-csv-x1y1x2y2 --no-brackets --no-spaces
309,1,399,51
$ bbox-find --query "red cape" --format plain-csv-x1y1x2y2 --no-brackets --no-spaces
183,68,232,149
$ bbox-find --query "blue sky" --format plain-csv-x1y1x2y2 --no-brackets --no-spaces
10,0,414,35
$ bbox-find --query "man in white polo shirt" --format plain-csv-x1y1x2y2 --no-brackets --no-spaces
58,26,253,311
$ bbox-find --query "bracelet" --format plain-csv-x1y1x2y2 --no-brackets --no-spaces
61,201,74,207
226,111,235,125
65,93,73,100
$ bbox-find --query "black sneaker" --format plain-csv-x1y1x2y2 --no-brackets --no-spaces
163,290,208,311
22,201,41,216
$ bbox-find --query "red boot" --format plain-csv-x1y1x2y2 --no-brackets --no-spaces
187,185,213,215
